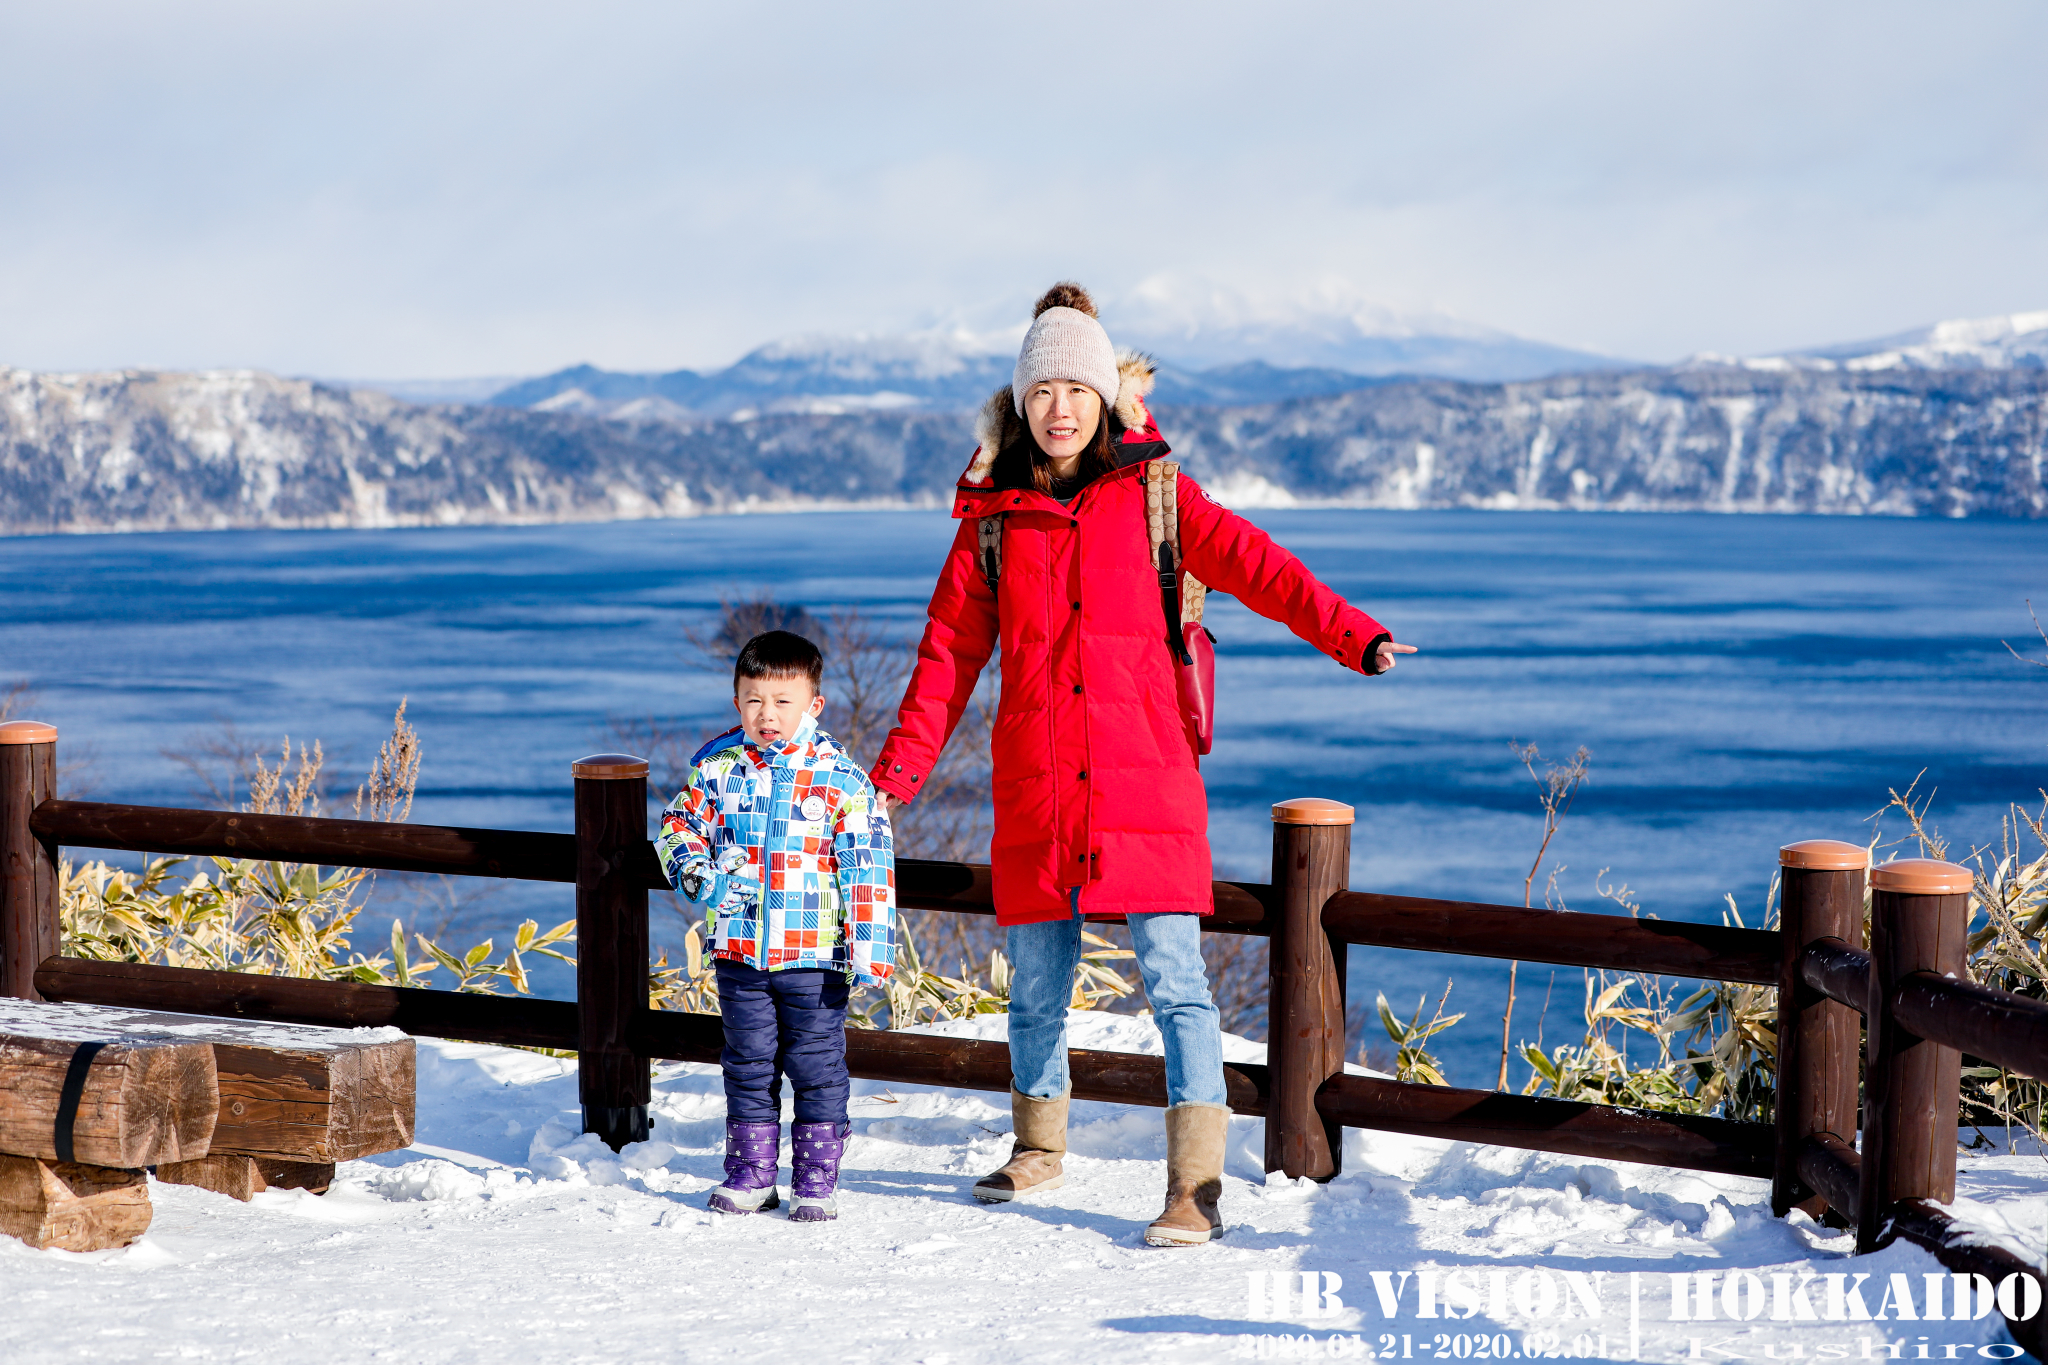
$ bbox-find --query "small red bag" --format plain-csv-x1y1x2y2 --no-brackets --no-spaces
1177,621,1217,756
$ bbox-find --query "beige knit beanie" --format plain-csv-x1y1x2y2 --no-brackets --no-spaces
1012,282,1119,415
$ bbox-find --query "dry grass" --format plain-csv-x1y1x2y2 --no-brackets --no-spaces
1512,890,1779,1122
354,699,420,823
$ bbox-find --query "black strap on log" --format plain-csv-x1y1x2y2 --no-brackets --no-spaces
54,1040,107,1164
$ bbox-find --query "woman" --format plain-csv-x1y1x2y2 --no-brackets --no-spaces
872,282,1413,1247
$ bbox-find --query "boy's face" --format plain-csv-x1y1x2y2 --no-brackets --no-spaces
733,673,823,747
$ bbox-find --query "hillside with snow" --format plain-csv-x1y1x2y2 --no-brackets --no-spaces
9,300,2048,535
0,367,971,534
6,357,2046,534
3,1014,2038,1363
1162,364,2048,518
1723,311,2048,374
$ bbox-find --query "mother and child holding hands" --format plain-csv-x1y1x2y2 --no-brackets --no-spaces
655,282,1414,1243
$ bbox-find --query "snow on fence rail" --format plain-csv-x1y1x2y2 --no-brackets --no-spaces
3,722,2047,1349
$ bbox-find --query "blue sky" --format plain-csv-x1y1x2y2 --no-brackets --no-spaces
1,1,2043,377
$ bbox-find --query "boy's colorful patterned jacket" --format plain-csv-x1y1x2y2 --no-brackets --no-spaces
655,716,896,986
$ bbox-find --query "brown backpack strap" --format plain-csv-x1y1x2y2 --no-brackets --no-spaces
1144,461,1195,666
1141,461,1209,627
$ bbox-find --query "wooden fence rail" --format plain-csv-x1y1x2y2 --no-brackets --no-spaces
5,721,2047,1350
1322,890,1778,984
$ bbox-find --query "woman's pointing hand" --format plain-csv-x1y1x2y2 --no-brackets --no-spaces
1376,641,1420,672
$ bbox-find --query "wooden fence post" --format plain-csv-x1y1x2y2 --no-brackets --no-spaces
1771,839,1868,1220
1859,857,1972,1252
573,752,651,1150
1266,797,1353,1181
1,721,60,1002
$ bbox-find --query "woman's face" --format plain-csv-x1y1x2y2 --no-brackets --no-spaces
1023,380,1103,462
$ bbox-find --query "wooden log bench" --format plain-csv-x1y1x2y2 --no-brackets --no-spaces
0,1000,416,1216
0,1002,222,1251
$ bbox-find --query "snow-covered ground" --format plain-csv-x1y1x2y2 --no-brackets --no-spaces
4,1012,2045,1363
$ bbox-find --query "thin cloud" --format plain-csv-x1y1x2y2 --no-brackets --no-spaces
0,1,2042,376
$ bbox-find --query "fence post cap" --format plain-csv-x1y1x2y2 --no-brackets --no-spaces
0,720,57,745
1272,797,1355,826
1870,858,1973,896
572,753,650,780
1780,839,1869,871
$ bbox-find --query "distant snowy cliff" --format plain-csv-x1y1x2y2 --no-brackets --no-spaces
1166,365,2048,517
0,368,970,534
2,362,2043,535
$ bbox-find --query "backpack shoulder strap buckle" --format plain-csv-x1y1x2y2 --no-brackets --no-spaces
976,513,1005,596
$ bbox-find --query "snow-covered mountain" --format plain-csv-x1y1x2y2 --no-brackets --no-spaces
7,360,2044,535
0,367,972,533
343,305,2048,426
13,301,2046,537
488,334,1017,420
463,281,1624,420
1718,310,2048,373
488,344,1394,422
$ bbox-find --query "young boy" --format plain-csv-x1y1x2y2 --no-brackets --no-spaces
655,630,896,1221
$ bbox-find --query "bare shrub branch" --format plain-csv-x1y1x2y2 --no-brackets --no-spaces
2002,599,2048,669
162,718,274,810
1497,742,1591,1089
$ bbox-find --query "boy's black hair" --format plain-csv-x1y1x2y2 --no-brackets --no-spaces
734,630,824,694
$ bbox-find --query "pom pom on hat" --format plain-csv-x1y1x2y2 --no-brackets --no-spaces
1033,282,1096,318
1013,281,1119,416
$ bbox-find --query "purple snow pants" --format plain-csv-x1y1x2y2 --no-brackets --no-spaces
714,959,851,1125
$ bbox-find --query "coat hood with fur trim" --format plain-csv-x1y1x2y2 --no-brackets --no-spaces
960,349,1164,487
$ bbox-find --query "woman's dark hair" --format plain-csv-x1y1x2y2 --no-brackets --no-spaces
990,388,1122,493
734,630,824,694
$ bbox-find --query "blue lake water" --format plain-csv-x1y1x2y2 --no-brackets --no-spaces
3,509,2044,1086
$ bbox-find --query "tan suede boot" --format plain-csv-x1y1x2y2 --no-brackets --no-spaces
1144,1102,1230,1246
972,1088,1068,1203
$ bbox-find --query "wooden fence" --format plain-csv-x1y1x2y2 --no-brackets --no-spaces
3,721,2046,1348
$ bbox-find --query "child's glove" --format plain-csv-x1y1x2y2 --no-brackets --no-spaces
675,845,761,913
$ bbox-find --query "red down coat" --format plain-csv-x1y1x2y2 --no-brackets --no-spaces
872,429,1393,926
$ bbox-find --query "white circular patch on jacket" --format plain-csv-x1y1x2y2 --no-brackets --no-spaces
801,794,828,822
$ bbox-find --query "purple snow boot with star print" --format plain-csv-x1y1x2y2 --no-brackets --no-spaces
788,1121,848,1222
707,1119,781,1214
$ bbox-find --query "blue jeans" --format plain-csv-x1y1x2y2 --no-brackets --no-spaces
1006,913,1227,1108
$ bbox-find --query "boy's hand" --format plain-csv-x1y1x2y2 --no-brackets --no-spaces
876,791,903,814
677,847,761,912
